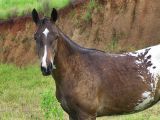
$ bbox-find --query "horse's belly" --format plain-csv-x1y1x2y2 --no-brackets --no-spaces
97,97,156,116
97,86,160,116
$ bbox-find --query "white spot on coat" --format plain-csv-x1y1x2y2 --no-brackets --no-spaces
43,28,49,37
135,91,153,111
142,91,151,98
128,44,160,91
138,75,145,82
150,83,154,89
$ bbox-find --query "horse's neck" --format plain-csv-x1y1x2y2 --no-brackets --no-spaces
53,31,82,79
56,31,81,57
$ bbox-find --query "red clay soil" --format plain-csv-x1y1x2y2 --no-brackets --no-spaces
0,0,160,66
0,16,36,66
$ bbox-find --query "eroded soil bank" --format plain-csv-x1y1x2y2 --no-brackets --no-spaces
0,0,160,66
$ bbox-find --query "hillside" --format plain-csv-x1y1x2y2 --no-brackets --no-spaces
0,0,160,66
0,0,70,20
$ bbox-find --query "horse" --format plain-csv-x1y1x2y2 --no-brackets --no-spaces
32,8,160,120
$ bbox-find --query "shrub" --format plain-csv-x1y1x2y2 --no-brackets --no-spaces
83,0,97,22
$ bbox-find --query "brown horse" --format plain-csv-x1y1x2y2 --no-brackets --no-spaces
32,8,160,120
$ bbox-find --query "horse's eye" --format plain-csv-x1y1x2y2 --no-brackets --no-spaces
34,34,37,40
56,35,58,39
34,33,40,40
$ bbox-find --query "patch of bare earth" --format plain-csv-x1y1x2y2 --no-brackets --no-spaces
0,16,37,66
0,0,160,66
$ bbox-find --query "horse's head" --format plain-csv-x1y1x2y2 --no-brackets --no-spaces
32,8,58,76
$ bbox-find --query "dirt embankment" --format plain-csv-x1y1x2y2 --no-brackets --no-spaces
0,0,160,66
0,16,36,66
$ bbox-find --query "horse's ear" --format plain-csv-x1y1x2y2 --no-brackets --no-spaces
32,8,39,25
51,8,58,23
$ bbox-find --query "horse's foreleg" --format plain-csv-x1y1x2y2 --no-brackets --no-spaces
77,111,96,120
77,115,96,120
69,116,74,120
69,110,96,120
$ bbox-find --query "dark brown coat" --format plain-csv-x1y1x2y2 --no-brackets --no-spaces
32,8,160,120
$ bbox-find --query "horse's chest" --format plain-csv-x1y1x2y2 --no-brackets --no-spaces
56,87,72,113
59,96,71,113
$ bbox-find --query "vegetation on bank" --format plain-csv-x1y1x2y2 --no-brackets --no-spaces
0,0,70,20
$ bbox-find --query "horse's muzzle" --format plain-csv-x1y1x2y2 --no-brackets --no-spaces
41,63,53,76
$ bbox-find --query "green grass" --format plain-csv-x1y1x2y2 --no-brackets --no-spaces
0,64,160,120
0,0,70,20
41,90,63,120
0,64,64,120
83,0,97,22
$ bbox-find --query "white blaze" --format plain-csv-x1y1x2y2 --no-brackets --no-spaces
42,45,47,68
41,28,56,69
41,28,49,68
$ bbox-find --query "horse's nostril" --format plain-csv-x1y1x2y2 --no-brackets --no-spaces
40,62,53,76
41,66,47,72
48,63,53,71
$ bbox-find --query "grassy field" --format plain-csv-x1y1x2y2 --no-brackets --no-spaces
0,0,70,20
0,64,63,120
0,64,160,120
